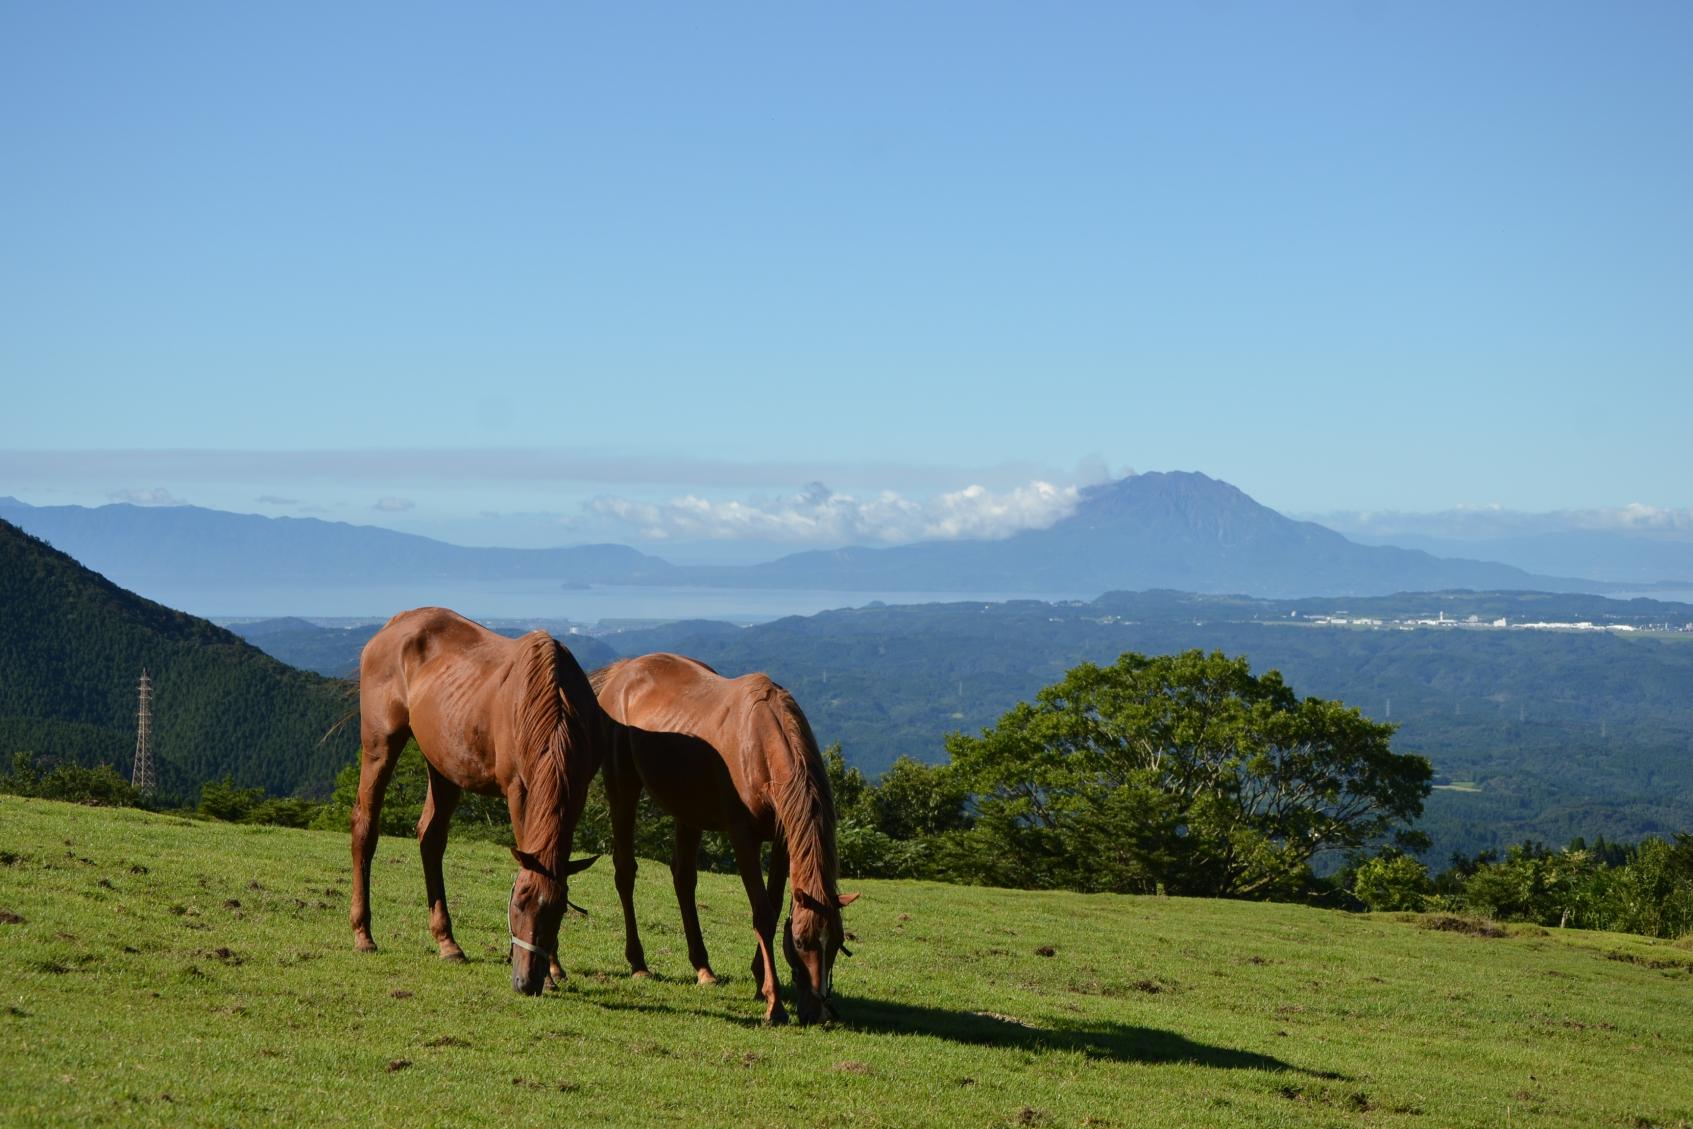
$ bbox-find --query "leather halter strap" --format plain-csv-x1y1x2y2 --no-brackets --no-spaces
507,873,589,958
508,875,555,960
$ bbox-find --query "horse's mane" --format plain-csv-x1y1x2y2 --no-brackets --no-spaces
761,684,839,907
513,631,580,870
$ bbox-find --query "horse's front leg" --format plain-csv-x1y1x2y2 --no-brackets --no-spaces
349,729,403,953
752,836,788,997
727,823,786,1025
606,763,650,977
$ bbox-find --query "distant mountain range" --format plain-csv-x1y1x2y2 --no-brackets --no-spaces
0,496,675,584
686,473,1593,595
0,473,1611,602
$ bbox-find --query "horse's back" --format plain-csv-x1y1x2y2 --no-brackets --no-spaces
595,652,801,831
596,652,775,737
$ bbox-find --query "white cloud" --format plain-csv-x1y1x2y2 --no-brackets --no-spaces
373,496,416,512
107,487,185,506
255,494,299,506
588,479,1081,545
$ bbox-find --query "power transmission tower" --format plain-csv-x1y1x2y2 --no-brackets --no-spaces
132,670,155,795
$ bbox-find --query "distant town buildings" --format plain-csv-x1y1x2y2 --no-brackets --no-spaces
1292,609,1692,634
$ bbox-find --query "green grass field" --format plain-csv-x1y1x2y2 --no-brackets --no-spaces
3,796,1690,1128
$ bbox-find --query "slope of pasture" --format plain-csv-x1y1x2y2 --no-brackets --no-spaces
3,796,1691,1128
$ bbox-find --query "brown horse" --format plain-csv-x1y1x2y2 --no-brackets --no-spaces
590,652,857,1025
352,607,604,994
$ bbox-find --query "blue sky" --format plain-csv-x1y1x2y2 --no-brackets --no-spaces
3,3,1689,550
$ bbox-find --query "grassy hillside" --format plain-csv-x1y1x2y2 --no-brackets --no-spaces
4,797,1690,1127
0,519,358,798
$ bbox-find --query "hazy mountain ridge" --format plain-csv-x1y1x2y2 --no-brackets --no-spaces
1,474,1609,601
0,497,677,585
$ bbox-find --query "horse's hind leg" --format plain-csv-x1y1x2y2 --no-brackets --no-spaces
671,823,718,984
752,836,788,996
606,763,649,977
418,765,464,961
350,725,406,953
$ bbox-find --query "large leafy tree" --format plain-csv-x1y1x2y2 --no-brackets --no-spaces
945,650,1431,897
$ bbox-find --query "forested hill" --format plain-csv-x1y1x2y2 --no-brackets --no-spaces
597,591,1693,860
0,519,357,798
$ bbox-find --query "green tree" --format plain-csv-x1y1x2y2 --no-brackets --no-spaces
823,742,871,824
2,751,139,807
1353,853,1433,912
866,756,971,840
1595,835,1693,939
945,650,1431,898
198,775,267,821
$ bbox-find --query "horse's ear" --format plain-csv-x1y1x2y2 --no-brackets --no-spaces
564,854,600,876
510,847,553,878
836,892,861,908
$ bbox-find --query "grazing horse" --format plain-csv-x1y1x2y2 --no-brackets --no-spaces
351,607,604,995
590,653,857,1025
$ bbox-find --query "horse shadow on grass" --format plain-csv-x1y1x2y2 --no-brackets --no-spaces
584,983,1343,1078
840,998,1341,1077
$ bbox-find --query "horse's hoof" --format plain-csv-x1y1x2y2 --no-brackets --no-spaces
631,969,650,980
764,1008,790,1027
439,948,466,963
697,969,719,986
354,937,378,954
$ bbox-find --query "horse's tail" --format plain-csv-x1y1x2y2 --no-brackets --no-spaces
767,687,839,895
512,631,581,865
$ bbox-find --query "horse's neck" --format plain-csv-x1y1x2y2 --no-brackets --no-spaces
773,757,834,901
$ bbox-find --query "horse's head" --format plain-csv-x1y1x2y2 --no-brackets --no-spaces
783,889,860,1024
507,848,598,995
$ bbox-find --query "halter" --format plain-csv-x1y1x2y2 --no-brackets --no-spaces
507,873,589,959
508,875,555,960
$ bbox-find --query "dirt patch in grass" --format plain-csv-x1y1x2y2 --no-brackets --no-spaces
834,1060,873,1074
386,1059,411,1073
0,909,24,925
1278,1083,1375,1112
424,1035,470,1048
1606,950,1693,972
1419,915,1508,938
512,1077,578,1092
